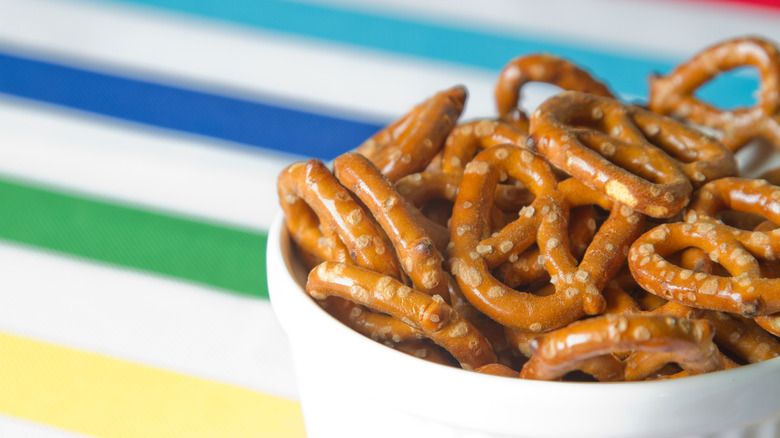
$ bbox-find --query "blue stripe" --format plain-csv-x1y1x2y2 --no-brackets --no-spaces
98,0,760,107
0,49,380,160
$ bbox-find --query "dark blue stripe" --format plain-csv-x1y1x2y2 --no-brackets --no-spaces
0,49,380,160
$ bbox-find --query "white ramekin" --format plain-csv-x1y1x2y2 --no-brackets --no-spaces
267,212,780,438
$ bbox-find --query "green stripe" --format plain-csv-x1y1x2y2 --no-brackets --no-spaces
0,177,268,299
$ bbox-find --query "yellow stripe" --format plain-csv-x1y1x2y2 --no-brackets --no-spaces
0,332,306,437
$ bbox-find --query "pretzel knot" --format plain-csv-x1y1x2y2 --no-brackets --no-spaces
530,91,737,218
519,314,722,381
307,261,497,370
648,36,780,152
628,219,780,317
279,159,427,343
277,159,399,277
447,144,643,332
355,86,466,182
686,177,780,333
333,152,451,302
440,119,529,175
495,54,615,131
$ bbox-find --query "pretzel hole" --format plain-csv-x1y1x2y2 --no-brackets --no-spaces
421,198,453,227
693,66,760,110
717,210,771,231
574,130,676,186
516,82,565,116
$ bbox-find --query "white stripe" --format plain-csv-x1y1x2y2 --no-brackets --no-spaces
312,0,780,59
0,0,498,122
0,95,295,231
0,241,299,399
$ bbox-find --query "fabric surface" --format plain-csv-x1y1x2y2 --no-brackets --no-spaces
1,0,780,436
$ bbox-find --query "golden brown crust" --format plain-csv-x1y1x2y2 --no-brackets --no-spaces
520,314,722,381
334,153,451,302
530,91,736,218
495,53,615,131
307,262,497,370
355,86,466,182
278,159,399,277
648,36,780,152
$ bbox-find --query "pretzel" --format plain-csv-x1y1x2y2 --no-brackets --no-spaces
278,159,399,277
628,219,780,317
530,91,737,218
447,145,589,331
334,153,451,302
440,120,529,175
648,37,780,152
355,86,466,182
687,177,780,257
475,363,521,378
494,205,597,287
280,159,446,343
702,310,780,364
519,314,722,381
448,144,644,331
306,261,497,370
495,54,615,131
392,339,457,367
622,300,708,380
319,295,423,344
394,170,458,251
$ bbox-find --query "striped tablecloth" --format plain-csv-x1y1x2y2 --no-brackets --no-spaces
1,1,779,436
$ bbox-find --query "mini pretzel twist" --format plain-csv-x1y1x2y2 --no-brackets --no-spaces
319,296,423,344
448,145,643,332
440,119,529,175
494,205,597,287
307,261,497,370
530,91,737,218
279,160,438,344
277,159,399,277
702,310,780,364
333,153,451,302
686,177,780,333
355,86,466,182
628,220,780,317
648,36,780,152
687,177,780,258
495,54,615,131
519,314,722,381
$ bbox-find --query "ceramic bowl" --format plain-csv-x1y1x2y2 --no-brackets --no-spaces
268,212,780,438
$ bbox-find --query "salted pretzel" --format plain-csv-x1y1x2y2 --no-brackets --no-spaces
702,310,780,364
495,54,615,131
278,159,399,277
307,261,497,370
319,295,422,344
519,314,722,381
494,205,598,287
687,178,780,257
448,144,644,332
648,37,780,152
392,339,457,367
686,177,780,333
628,218,780,317
333,153,451,302
355,86,466,182
530,91,737,218
440,119,529,175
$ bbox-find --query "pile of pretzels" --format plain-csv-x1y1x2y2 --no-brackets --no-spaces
277,36,780,381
